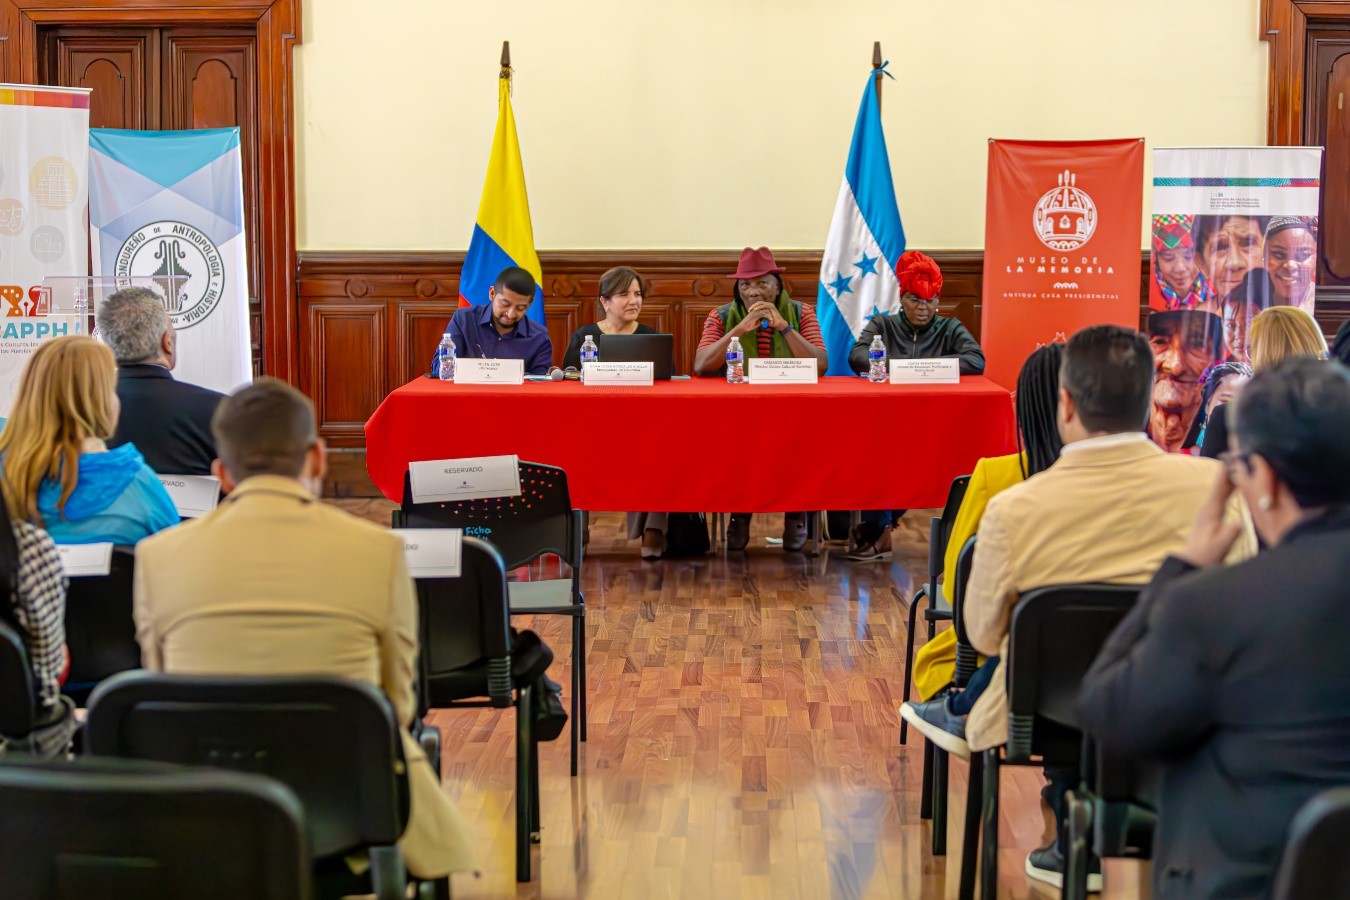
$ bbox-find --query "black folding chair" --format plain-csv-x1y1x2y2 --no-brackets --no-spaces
85,673,416,900
397,461,586,776
415,536,543,883
0,619,36,746
1063,737,1159,900
0,756,310,899
1272,787,1350,900
902,474,971,745
957,583,1140,900
63,545,139,705
923,535,977,857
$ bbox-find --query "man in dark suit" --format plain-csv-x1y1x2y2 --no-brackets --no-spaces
1079,358,1350,899
97,287,226,476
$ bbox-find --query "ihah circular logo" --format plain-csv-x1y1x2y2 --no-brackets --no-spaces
114,221,225,329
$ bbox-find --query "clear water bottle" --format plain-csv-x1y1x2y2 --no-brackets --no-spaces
580,334,599,365
436,332,456,381
867,335,888,383
726,339,745,384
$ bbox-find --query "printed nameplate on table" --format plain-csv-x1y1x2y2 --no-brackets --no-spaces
393,528,462,579
409,454,522,503
889,358,961,385
746,358,818,384
581,361,654,386
58,542,113,578
452,358,525,385
157,474,221,519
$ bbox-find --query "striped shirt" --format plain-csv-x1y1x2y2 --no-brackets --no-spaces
8,521,67,710
697,303,826,356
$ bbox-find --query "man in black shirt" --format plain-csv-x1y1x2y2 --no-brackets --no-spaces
97,287,226,476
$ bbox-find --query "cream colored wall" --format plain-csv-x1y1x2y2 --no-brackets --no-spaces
294,0,1268,252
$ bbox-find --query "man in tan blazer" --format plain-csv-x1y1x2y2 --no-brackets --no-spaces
902,325,1252,890
133,378,475,879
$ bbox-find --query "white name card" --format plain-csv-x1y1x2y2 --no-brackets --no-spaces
409,454,522,503
453,358,525,385
582,361,654,386
393,528,463,579
746,358,819,384
58,542,113,577
890,358,961,384
157,474,221,519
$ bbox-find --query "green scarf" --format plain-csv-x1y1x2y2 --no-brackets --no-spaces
723,290,800,358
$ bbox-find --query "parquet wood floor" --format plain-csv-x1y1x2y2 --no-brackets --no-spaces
334,502,1148,899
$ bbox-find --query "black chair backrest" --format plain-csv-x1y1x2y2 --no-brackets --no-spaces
417,536,513,710
400,461,580,570
85,673,407,861
929,475,972,581
0,618,36,738
1006,583,1139,759
0,756,310,899
950,536,978,645
1272,787,1350,900
64,546,139,689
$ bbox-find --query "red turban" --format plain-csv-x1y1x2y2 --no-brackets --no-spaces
898,250,943,300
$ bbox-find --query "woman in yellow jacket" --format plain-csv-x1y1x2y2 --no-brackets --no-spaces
911,342,1066,700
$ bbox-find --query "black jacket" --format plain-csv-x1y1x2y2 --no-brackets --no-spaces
847,312,985,375
109,365,226,476
1078,508,1350,899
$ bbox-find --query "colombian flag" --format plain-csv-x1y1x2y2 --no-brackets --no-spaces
458,72,545,325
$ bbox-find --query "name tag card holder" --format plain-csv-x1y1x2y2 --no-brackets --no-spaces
453,358,525,385
393,528,463,578
157,474,222,519
889,358,961,384
409,454,522,503
58,542,113,577
746,358,818,384
581,361,654,386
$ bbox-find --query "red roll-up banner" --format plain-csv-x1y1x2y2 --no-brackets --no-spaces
981,139,1145,390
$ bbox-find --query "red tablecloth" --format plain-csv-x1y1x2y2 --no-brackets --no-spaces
365,376,1016,512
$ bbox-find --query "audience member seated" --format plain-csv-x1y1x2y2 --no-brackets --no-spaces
439,265,552,376
692,247,827,552
903,324,1253,890
0,336,178,545
904,341,1063,706
843,251,987,559
0,492,71,757
1079,357,1350,899
1200,305,1327,459
561,266,670,558
1190,360,1251,456
132,378,475,879
97,287,227,477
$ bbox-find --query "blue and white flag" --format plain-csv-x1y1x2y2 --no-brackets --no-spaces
816,73,906,376
89,128,251,394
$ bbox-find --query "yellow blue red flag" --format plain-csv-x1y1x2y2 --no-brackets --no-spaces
458,73,544,325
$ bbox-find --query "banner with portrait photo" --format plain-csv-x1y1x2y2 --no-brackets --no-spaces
981,139,1145,391
1146,147,1322,453
0,84,91,413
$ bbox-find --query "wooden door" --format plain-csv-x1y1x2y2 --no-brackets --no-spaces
1310,33,1350,289
39,25,262,372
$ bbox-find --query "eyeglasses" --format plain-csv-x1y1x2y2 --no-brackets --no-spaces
903,295,940,305
1218,450,1252,471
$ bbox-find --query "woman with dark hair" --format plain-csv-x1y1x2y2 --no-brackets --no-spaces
561,266,659,371
907,342,1065,702
1190,360,1251,455
1080,357,1350,899
1263,216,1318,313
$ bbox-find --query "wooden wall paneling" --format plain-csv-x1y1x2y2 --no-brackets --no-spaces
1309,32,1350,286
44,30,153,129
680,299,722,375
396,299,455,386
305,302,386,446
545,298,586,368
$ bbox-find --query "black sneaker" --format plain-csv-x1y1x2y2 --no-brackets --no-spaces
726,514,751,551
1025,844,1102,893
782,513,808,552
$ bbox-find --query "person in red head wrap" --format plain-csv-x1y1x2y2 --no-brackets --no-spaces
843,251,987,560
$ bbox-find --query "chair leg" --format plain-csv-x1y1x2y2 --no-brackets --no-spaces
959,751,982,900
1064,790,1092,900
900,586,927,745
576,613,587,744
368,844,408,900
920,734,934,820
570,616,580,777
932,745,949,856
530,735,542,843
516,686,534,883
980,748,1000,900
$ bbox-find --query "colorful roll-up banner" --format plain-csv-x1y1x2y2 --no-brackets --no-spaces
981,139,1145,391
0,84,91,412
89,127,252,395
1146,147,1323,453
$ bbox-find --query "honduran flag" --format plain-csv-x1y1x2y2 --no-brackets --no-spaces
816,71,906,376
457,72,545,325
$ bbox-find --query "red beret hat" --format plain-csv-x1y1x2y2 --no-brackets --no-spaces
898,250,943,301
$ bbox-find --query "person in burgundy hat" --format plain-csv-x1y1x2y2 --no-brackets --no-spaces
693,247,828,552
